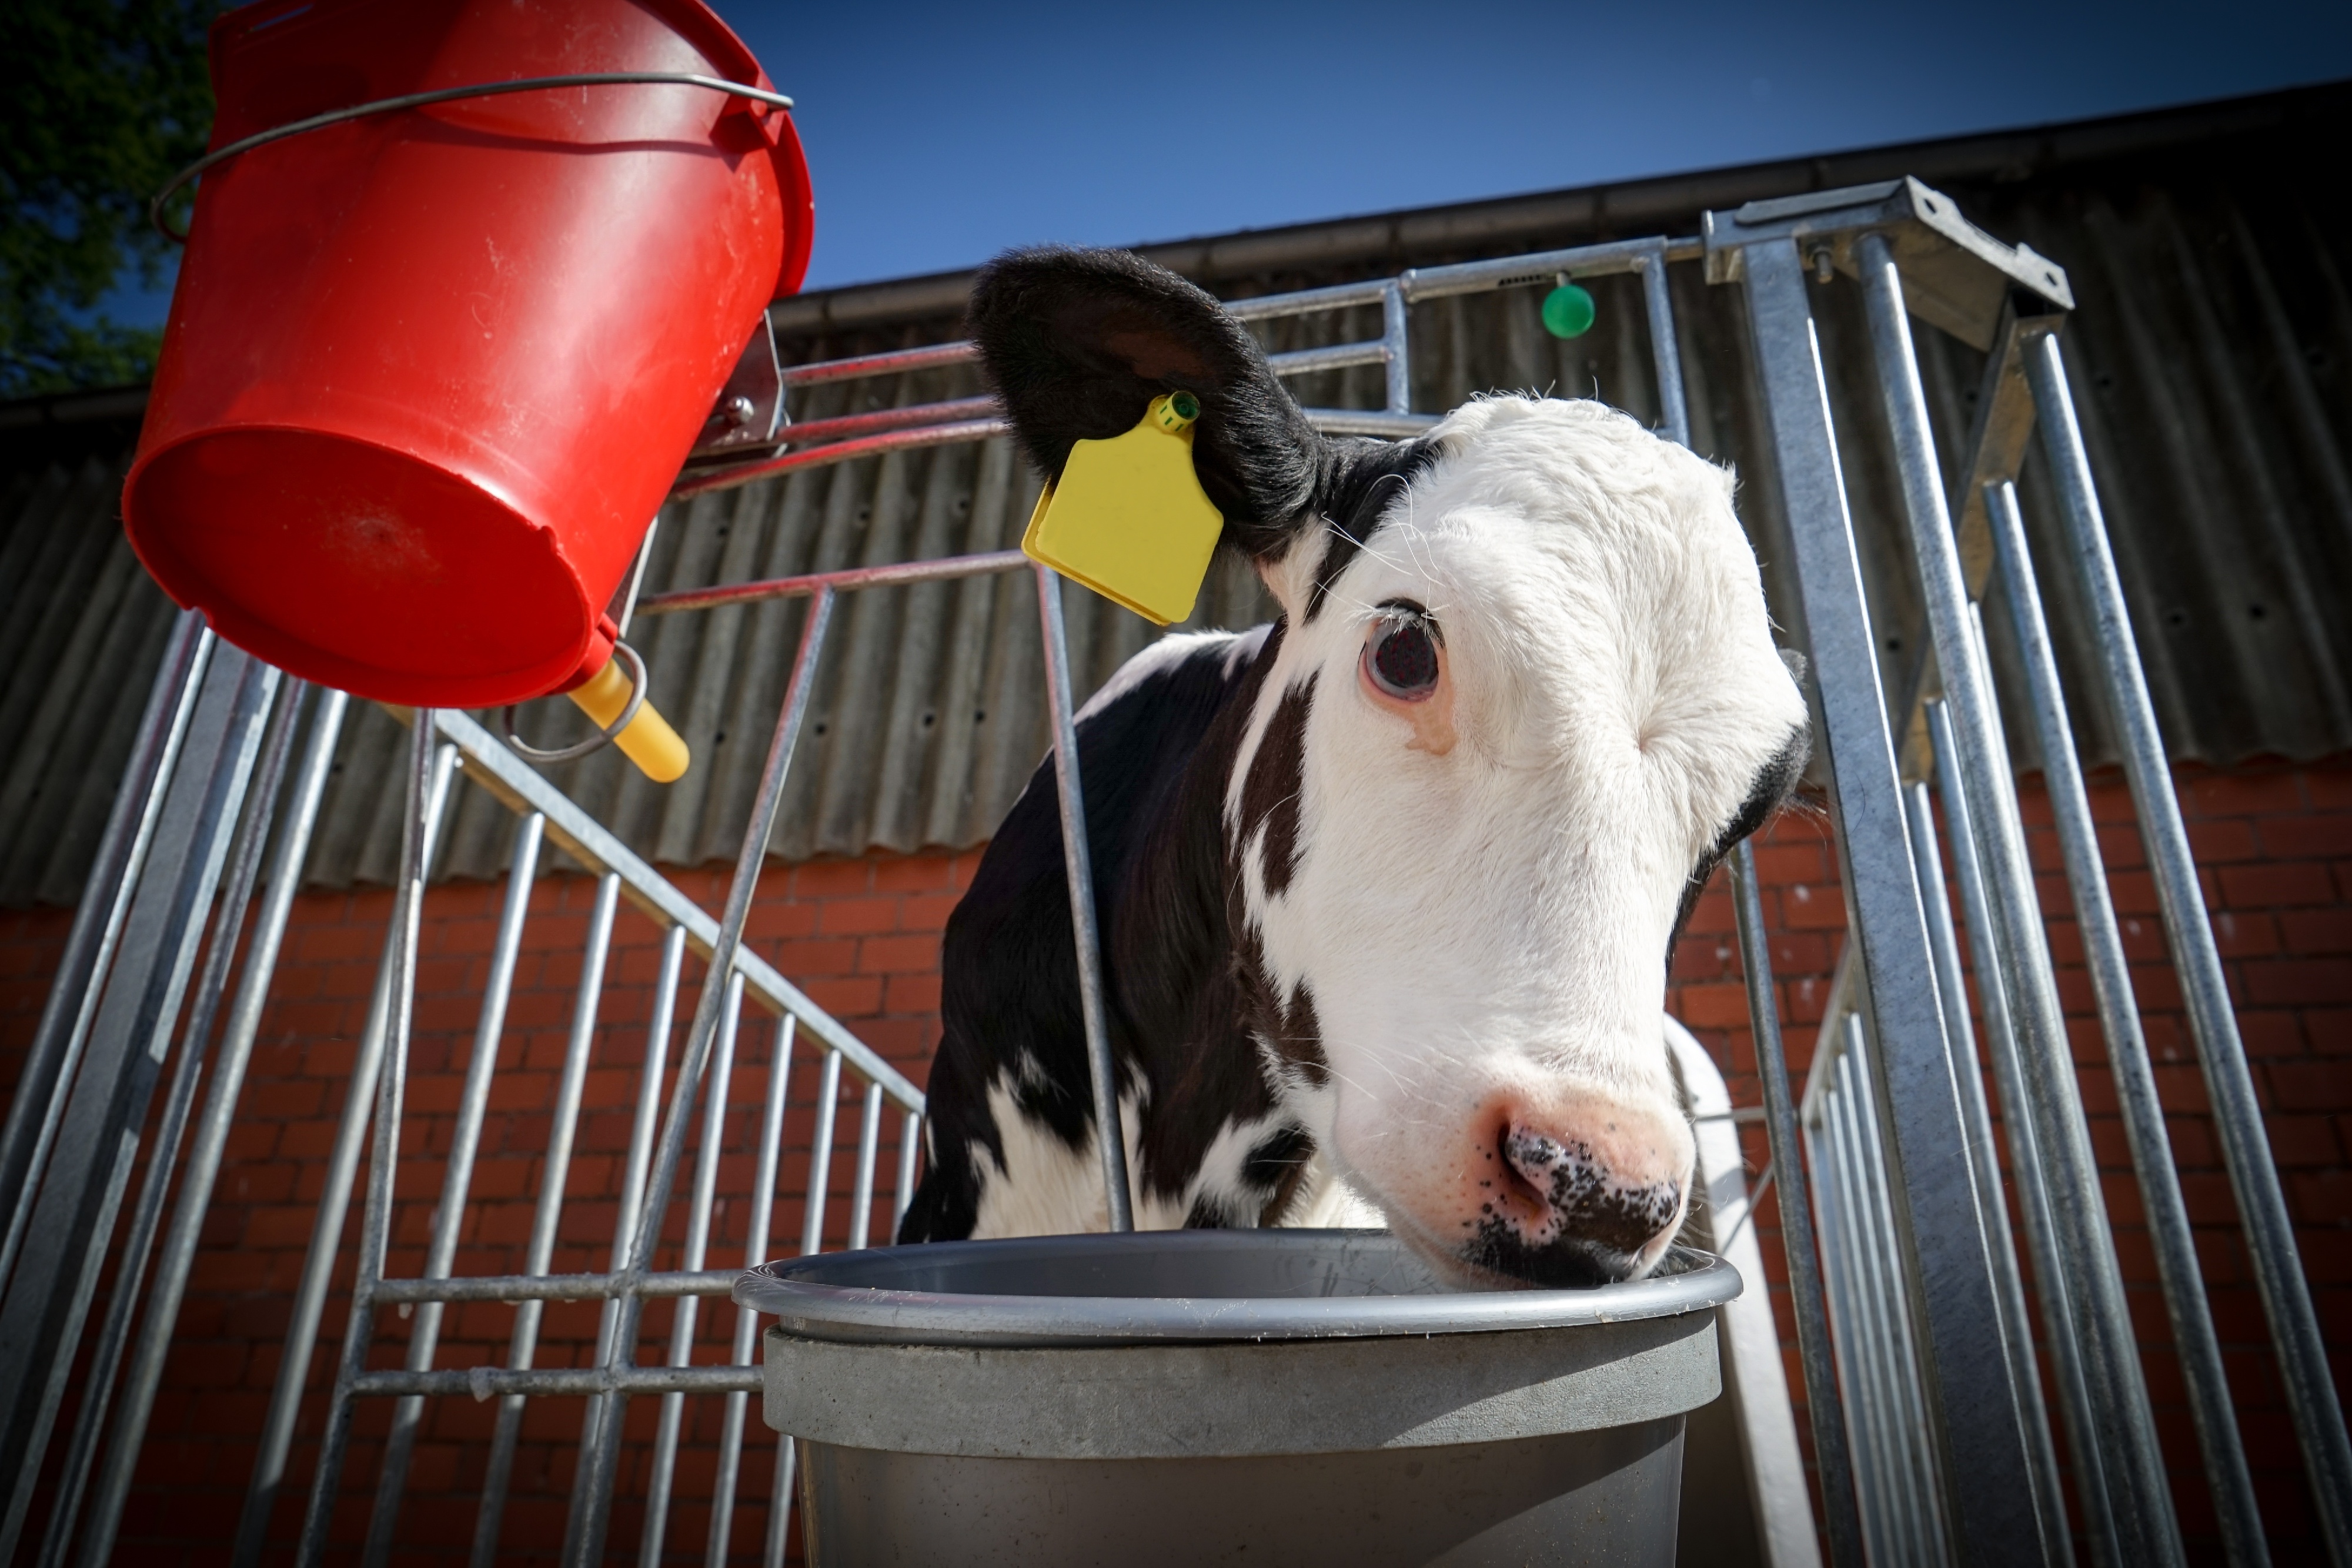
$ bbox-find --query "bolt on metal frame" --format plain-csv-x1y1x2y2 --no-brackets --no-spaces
8,180,2346,1566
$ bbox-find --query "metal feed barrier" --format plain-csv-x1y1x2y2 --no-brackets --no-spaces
2,176,2346,1566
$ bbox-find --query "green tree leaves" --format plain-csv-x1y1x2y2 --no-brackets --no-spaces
1,0,219,397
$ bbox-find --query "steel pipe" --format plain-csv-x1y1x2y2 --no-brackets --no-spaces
362,811,548,1567
232,738,456,1568
1035,564,1133,1230
294,714,437,1568
0,613,208,1299
40,676,301,1568
2027,332,2352,1564
1856,231,2176,1564
569,585,836,1565
1728,842,1865,1568
848,1082,884,1252
1986,476,2268,1563
707,1015,796,1568
77,687,347,1568
640,972,746,1567
456,867,617,1564
1735,230,2040,1557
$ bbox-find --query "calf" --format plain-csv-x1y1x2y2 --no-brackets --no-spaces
897,248,1807,1287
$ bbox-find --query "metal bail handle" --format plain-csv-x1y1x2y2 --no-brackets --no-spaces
502,641,652,767
150,71,796,242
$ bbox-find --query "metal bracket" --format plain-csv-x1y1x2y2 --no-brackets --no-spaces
690,316,786,456
1702,176,2072,349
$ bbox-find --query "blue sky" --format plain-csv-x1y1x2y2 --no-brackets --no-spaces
104,0,2352,320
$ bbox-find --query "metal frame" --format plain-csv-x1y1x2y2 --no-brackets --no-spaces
8,180,2346,1566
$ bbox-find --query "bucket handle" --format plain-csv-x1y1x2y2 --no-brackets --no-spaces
151,72,796,242
502,640,653,767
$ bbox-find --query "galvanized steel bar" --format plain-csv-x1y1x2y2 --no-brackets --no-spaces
764,1439,796,1568
707,1015,796,1568
293,713,437,1568
78,687,347,1568
361,810,547,1567
1380,280,1411,416
469,870,625,1568
1398,235,1706,302
671,418,1009,500
1264,339,1392,378
848,1082,884,1252
636,549,1030,618
356,1365,764,1398
555,922,687,1568
1926,696,2119,1568
1035,563,1132,1231
570,584,836,1566
0,611,208,1299
1903,777,2075,1562
1225,278,1394,319
894,1108,922,1232
1816,1069,1895,1564
380,1268,738,1306
1839,1028,1949,1564
424,710,920,1108
39,675,300,1568
1634,242,1690,450
2027,333,2352,1563
0,650,278,1564
1857,230,2177,1565
776,394,998,449
640,972,746,1567
780,339,977,386
1989,475,2270,1562
800,1049,844,1258
1730,229,2042,1559
232,738,457,1568
1728,842,1863,1567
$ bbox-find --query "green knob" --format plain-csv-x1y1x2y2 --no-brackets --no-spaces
1542,282,1596,339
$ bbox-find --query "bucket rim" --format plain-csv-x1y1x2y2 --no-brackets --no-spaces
734,1229,1741,1348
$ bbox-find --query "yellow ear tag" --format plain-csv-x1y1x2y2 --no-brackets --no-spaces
1021,391,1223,626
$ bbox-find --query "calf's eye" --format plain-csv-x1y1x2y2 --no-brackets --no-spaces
1366,621,1440,700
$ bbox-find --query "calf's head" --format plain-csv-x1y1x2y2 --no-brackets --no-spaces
974,249,1808,1287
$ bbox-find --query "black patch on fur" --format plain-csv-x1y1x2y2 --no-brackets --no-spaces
1668,719,1813,957
901,624,1311,1242
1238,673,1314,897
1304,439,1445,621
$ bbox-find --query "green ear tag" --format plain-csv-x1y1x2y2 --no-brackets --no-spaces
1020,391,1224,626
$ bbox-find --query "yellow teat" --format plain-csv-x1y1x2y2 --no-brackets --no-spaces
1020,391,1224,626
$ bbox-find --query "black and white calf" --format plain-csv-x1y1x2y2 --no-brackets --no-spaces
897,248,1808,1288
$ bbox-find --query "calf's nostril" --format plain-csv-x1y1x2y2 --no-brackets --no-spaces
1499,1121,1682,1255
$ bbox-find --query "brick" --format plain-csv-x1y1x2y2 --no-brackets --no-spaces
2187,771,2306,817
2282,909,2352,955
790,859,873,898
2219,862,2337,908
873,854,956,893
818,896,899,937
2258,816,2352,860
858,934,941,975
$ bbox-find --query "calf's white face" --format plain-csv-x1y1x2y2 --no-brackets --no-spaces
1230,396,1807,1286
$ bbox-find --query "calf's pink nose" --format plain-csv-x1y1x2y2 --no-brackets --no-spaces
1502,1124,1683,1255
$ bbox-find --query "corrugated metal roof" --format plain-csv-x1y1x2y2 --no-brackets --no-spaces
3,83,2347,900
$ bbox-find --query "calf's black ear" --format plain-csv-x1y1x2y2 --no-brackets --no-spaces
968,246,1329,560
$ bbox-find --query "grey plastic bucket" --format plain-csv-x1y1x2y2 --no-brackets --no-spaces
734,1229,1738,1567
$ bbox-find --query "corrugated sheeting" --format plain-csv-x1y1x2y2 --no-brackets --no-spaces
3,87,2348,898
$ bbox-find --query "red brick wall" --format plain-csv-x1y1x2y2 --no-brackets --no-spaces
0,852,975,1565
2,757,2347,1563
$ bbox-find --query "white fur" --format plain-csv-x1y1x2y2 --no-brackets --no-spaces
1234,397,1805,1276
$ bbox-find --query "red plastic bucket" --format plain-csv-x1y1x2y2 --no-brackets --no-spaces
123,0,811,708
